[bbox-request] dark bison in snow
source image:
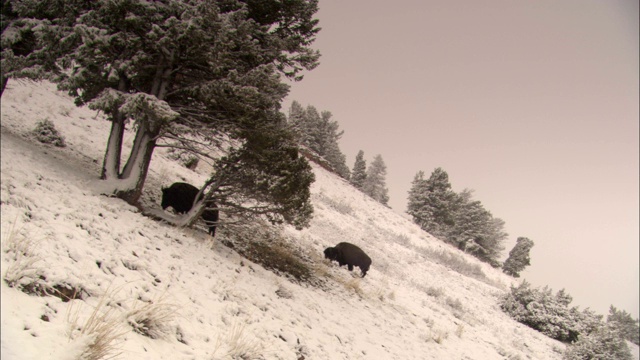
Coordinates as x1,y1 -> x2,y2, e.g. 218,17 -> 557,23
324,242 -> 372,277
161,182 -> 219,236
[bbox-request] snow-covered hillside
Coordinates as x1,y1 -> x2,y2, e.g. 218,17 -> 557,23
0,80 -> 631,360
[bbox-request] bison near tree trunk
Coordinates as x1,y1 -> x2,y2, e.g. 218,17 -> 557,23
324,242 -> 372,278
161,182 -> 219,237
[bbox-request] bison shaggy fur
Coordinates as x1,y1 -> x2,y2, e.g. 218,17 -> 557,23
324,242 -> 372,277
161,182 -> 219,237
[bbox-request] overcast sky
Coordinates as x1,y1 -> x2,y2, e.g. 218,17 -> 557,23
283,0 -> 639,318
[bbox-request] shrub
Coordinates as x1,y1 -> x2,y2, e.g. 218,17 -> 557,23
33,119 -> 66,147
563,324 -> 632,360
446,296 -> 465,319
500,281 -> 604,343
425,286 -> 445,298
220,224 -> 314,283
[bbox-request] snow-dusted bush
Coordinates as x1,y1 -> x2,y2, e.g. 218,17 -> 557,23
221,224 -> 314,283
33,118 -> 66,147
445,296 -> 466,319
563,324 -> 632,360
500,281 -> 605,343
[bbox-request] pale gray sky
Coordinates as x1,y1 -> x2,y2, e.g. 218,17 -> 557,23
284,0 -> 639,318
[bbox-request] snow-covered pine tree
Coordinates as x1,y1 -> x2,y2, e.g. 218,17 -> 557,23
317,110 -> 350,179
450,191 -> 507,266
406,167 -> 457,238
350,150 -> 367,190
287,101 -> 308,142
407,171 -> 429,226
607,306 -> 640,345
287,102 -> 350,179
503,237 -> 535,277
362,154 -> 389,206
6,0 -> 321,229
298,105 -> 323,151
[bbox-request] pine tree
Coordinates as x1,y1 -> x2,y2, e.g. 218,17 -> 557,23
287,100 -> 307,139
407,168 -> 506,264
5,0 -> 321,229
362,154 -> 389,206
287,102 -> 350,179
406,167 -> 457,238
317,110 -> 350,179
350,150 -> 367,190
607,306 -> 640,345
503,237 -> 535,277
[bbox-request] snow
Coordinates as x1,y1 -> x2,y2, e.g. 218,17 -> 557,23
1,80 -> 637,359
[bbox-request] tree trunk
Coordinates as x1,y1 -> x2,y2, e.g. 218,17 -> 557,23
115,125 -> 158,205
0,76 -> 8,97
101,113 -> 125,180
101,76 -> 129,180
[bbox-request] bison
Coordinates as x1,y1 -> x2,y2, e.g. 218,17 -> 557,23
161,182 -> 219,237
324,242 -> 372,278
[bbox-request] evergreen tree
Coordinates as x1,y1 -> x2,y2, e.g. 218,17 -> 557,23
407,171 -> 428,226
407,168 -> 507,264
406,167 -> 457,238
503,237 -> 535,277
4,0 -> 321,229
447,189 -> 507,265
350,150 -> 367,190
299,105 -> 323,151
607,306 -> 640,345
287,100 -> 306,137
287,102 -> 350,179
317,110 -> 350,179
362,154 -> 389,205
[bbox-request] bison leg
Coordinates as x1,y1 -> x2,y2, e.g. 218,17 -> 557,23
348,264 -> 353,271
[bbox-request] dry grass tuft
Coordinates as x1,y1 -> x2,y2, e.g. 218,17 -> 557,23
67,286 -> 129,360
341,277 -> 364,297
2,219 -> 45,291
214,322 -> 264,359
126,292 -> 180,339
428,328 -> 449,344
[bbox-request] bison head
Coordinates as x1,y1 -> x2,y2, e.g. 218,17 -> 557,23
160,187 -> 170,209
324,247 -> 337,261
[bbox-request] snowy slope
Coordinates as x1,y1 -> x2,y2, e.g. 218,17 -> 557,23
0,80 -> 629,360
